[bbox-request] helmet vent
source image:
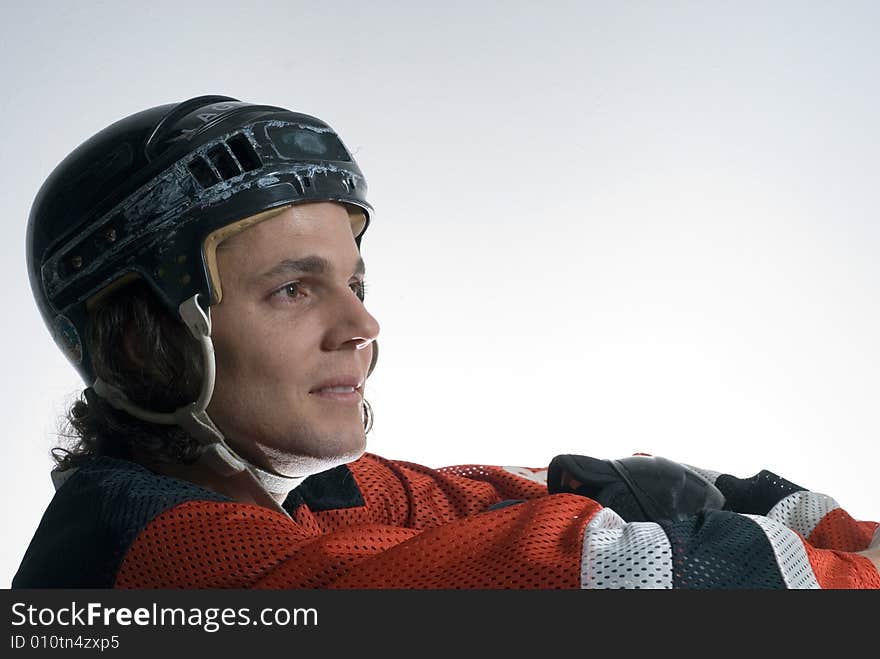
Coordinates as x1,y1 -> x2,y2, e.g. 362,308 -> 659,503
187,136 -> 263,190
226,133 -> 261,172
301,175 -> 312,188
207,144 -> 241,180
187,157 -> 220,188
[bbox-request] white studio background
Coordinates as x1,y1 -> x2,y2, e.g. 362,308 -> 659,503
2,1 -> 878,585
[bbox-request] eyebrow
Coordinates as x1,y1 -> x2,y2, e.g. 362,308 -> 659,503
253,254 -> 366,285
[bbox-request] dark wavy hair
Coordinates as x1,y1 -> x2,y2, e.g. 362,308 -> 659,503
52,279 -> 374,471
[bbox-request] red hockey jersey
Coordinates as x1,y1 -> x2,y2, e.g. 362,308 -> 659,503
14,453 -> 879,589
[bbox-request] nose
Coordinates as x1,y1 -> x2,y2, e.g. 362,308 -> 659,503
322,283 -> 380,352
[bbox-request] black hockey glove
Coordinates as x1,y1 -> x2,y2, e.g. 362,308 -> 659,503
547,454 -> 725,523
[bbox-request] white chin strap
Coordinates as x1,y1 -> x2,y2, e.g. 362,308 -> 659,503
91,294 -> 305,500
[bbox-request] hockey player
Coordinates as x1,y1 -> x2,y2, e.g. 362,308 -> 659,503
15,95 -> 880,588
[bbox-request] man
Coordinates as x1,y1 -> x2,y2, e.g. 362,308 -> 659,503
15,95 -> 880,588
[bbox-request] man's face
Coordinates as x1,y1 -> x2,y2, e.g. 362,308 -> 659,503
206,202 -> 380,477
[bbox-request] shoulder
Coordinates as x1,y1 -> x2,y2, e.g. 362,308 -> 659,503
13,456 -> 230,588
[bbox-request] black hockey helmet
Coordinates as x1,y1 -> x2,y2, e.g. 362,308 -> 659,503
27,95 -> 374,385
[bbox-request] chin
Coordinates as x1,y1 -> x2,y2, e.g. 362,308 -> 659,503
303,426 -> 367,466
331,431 -> 368,463
300,443 -> 366,476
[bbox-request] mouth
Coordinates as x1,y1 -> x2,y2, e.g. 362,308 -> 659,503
309,378 -> 364,404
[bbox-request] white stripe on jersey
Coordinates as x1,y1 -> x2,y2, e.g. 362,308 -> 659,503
580,508 -> 673,589
745,514 -> 820,589
766,490 -> 840,540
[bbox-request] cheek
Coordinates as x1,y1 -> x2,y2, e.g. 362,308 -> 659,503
209,332 -> 305,430
211,309 -> 311,387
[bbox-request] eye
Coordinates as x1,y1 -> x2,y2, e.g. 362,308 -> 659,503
274,281 -> 305,301
350,280 -> 367,302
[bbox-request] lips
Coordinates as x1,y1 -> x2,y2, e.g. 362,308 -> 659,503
309,375 -> 364,394
309,375 -> 364,405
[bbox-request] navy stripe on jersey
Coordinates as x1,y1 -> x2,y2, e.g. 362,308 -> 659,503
13,457 -> 228,588
660,509 -> 787,589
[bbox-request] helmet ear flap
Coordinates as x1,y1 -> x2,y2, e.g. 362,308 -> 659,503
367,340 -> 379,378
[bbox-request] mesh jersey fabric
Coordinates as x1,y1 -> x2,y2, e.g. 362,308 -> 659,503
13,452 -> 880,589
12,457 -> 229,588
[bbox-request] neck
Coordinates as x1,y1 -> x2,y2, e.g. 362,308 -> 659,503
246,459 -> 309,503
133,443 -> 303,515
